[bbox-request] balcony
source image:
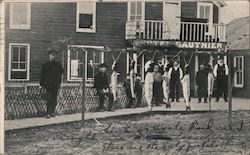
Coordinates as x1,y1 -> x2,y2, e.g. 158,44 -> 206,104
125,20 -> 226,42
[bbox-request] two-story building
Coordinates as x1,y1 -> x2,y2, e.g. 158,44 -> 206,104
3,0 -> 230,119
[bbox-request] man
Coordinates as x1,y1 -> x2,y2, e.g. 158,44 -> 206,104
213,57 -> 229,102
94,63 -> 114,111
123,74 -> 133,108
153,64 -> 163,106
40,50 -> 63,118
196,64 -> 208,103
168,60 -> 183,102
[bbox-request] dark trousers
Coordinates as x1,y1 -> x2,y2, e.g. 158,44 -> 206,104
216,78 -> 228,101
153,81 -> 163,105
125,89 -> 134,107
135,89 -> 142,106
46,87 -> 59,115
97,89 -> 113,110
170,80 -> 180,101
198,85 -> 208,102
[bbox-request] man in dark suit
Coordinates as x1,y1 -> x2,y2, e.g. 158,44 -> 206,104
94,63 -> 114,111
40,50 -> 64,118
196,64 -> 208,103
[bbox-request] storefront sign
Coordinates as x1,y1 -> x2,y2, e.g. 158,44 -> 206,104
134,40 -> 227,50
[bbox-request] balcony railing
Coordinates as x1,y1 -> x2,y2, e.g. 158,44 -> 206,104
125,20 -> 226,42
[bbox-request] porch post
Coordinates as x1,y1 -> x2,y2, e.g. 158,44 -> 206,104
194,50 -> 199,96
81,51 -> 86,129
0,0 -> 5,154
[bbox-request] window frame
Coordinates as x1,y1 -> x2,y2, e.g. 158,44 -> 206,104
197,2 -> 213,24
127,1 -> 145,21
76,2 -> 96,33
233,56 -> 244,88
9,3 -> 31,30
8,43 -> 30,81
67,45 -> 104,82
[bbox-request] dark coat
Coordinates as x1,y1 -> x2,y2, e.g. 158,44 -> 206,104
196,70 -> 208,87
94,72 -> 110,90
40,60 -> 63,89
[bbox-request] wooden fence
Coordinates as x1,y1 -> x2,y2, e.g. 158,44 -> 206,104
5,82 -> 147,120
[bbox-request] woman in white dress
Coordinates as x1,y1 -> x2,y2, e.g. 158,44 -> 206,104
181,64 -> 191,111
144,60 -> 154,111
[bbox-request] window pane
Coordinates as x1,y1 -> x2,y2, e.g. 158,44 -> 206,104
19,63 -> 26,70
11,71 -> 27,79
12,63 -> 18,69
205,6 -> 210,19
93,52 -> 102,63
131,2 -> 136,14
137,2 -> 142,15
12,46 -> 19,62
20,47 -> 27,62
11,3 -> 28,25
79,14 -> 93,29
200,6 -> 205,18
130,16 -> 136,21
239,58 -> 242,70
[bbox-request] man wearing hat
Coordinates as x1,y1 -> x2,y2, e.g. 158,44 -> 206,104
94,63 -> 114,111
196,64 -> 208,103
213,56 -> 229,102
40,50 -> 64,118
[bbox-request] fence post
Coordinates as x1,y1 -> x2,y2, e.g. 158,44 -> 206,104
81,51 -> 86,129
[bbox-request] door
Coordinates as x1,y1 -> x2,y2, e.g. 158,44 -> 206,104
163,0 -> 181,40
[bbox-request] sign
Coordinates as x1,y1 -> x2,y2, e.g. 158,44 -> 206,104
134,40 -> 227,50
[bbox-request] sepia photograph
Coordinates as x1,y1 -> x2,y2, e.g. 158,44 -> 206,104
0,0 -> 249,154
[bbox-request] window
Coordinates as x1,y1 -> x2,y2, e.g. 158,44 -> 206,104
197,3 -> 213,23
128,1 -> 145,30
67,45 -> 104,81
76,2 -> 96,33
234,56 -> 244,88
8,43 -> 30,81
10,3 -> 31,30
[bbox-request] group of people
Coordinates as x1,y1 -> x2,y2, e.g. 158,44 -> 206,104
40,50 -> 229,118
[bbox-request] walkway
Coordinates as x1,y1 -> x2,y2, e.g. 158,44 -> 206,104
5,98 -> 250,130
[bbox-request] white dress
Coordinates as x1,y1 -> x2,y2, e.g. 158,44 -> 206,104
181,74 -> 190,106
144,72 -> 154,110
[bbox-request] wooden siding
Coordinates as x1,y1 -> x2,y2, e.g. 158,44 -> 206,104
5,2 -> 128,82
145,2 -> 163,20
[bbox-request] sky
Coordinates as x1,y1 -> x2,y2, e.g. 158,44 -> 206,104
221,0 -> 250,24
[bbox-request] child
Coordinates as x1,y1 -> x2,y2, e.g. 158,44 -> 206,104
123,74 -> 133,108
135,74 -> 142,107
181,64 -> 191,111
162,62 -> 170,109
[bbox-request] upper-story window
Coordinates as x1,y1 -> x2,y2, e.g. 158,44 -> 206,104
234,56 -> 244,88
67,45 -> 104,82
197,2 -> 213,23
10,3 -> 31,30
76,2 -> 96,33
8,43 -> 30,81
128,2 -> 145,21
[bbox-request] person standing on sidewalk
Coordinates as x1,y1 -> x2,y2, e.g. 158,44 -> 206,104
135,74 -> 142,107
94,63 -> 114,111
213,57 -> 229,102
153,64 -> 163,106
40,50 -> 63,118
196,64 -> 208,103
168,60 -> 183,102
123,74 -> 133,108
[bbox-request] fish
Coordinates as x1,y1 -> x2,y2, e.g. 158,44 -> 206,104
207,72 -> 214,101
111,61 -> 119,101
181,65 -> 190,107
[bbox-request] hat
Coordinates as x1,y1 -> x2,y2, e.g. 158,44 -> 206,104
99,63 -> 107,68
48,50 -> 58,55
218,55 -> 224,60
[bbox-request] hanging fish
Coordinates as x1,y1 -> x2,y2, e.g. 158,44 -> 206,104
162,61 -> 170,108
144,61 -> 154,111
111,61 -> 119,102
207,65 -> 214,102
181,64 -> 191,111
